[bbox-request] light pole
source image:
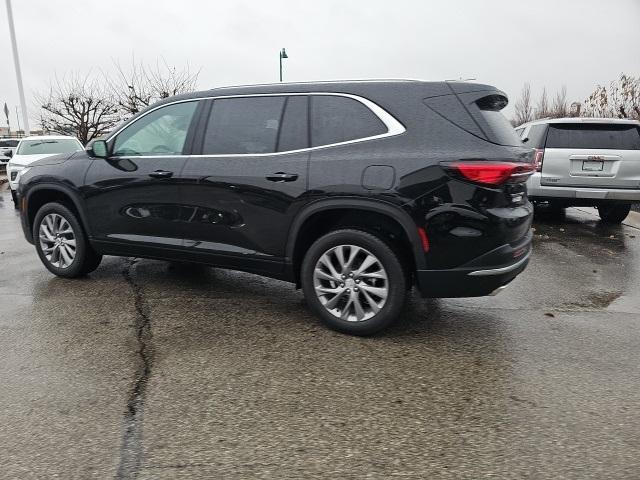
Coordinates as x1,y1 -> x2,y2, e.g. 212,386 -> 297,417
5,0 -> 30,135
279,48 -> 288,82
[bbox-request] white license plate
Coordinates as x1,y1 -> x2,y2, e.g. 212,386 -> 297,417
582,160 -> 604,171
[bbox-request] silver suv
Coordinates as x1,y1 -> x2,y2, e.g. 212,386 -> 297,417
516,118 -> 640,223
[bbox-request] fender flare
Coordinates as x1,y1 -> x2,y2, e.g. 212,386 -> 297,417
285,197 -> 426,270
25,183 -> 92,238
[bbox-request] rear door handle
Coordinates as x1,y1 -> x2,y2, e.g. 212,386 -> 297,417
149,170 -> 174,179
266,172 -> 298,182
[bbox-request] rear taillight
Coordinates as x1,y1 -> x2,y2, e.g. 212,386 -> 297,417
442,161 -> 535,187
533,149 -> 545,172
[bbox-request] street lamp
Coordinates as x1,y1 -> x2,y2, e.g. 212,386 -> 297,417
279,48 -> 288,82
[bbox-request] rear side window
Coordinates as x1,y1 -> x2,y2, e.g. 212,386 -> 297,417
310,95 -> 386,147
203,97 -> 286,155
526,124 -> 548,148
475,95 -> 523,147
546,124 -> 640,150
277,96 -> 309,152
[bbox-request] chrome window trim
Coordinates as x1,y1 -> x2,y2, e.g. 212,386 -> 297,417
105,92 -> 406,159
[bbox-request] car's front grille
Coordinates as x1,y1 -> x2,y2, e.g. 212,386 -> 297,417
10,171 -> 17,181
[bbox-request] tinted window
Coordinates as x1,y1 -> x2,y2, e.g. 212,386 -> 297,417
476,95 -> 523,146
0,140 -> 19,147
113,101 -> 198,156
546,124 -> 640,150
526,124 -> 548,148
277,96 -> 308,152
203,97 -> 286,155
16,138 -> 82,155
310,96 -> 386,147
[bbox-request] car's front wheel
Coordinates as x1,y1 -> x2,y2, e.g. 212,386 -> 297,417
597,203 -> 631,224
33,202 -> 102,277
301,229 -> 407,335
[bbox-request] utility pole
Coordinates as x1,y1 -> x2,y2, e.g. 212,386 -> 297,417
15,106 -> 21,136
5,0 -> 30,135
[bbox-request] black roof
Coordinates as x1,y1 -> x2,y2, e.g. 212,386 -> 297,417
156,79 -> 500,104
122,80 -> 505,128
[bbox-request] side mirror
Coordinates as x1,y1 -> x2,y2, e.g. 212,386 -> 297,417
89,139 -> 109,158
6,150 -> 13,158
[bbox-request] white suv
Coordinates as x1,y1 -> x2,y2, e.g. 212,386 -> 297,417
6,135 -> 84,207
516,118 -> 640,223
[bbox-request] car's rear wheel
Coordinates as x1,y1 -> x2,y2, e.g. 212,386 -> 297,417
301,229 -> 407,335
33,202 -> 102,277
597,203 -> 631,224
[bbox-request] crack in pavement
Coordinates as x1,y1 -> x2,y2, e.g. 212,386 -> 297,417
116,258 -> 154,480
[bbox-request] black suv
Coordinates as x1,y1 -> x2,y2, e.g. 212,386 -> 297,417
18,80 -> 534,335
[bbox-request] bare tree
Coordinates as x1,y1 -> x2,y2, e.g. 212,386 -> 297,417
535,87 -> 550,119
38,73 -> 120,144
550,85 -> 568,118
513,83 -> 534,126
108,59 -> 200,119
583,73 -> 640,120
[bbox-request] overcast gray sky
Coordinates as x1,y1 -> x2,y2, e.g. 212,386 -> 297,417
1,0 -> 639,127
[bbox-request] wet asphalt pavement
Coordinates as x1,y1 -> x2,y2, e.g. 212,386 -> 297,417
1,188 -> 639,480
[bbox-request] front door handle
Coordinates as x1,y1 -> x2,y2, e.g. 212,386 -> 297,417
266,172 -> 298,182
149,170 -> 174,179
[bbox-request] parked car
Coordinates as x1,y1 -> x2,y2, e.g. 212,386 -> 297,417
6,135 -> 84,207
515,118 -> 640,223
17,80 -> 534,335
0,138 -> 20,160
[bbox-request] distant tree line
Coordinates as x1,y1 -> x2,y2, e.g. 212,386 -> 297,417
512,73 -> 640,126
37,60 -> 200,144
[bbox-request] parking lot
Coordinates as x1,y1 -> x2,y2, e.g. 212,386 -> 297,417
1,186 -> 639,479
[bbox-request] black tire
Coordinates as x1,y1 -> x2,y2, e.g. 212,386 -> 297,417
301,229 -> 407,336
597,203 -> 631,224
33,202 -> 102,278
11,189 -> 19,209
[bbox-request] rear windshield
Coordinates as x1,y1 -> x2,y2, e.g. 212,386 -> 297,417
546,124 -> 640,150
0,140 -> 19,147
476,95 -> 523,147
16,138 -> 82,155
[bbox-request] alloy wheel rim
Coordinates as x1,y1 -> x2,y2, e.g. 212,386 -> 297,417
313,244 -> 388,322
38,213 -> 77,269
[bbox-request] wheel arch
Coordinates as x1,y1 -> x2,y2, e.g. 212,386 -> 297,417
25,184 -> 91,242
286,198 -> 426,284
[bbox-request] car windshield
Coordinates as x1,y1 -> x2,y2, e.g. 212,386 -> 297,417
16,138 -> 82,155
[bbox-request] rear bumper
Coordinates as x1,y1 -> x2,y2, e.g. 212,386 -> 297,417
415,230 -> 532,298
527,172 -> 640,201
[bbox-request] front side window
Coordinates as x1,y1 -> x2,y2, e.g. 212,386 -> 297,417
310,96 -> 387,147
203,97 -> 286,155
113,101 -> 198,156
16,138 -> 82,155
